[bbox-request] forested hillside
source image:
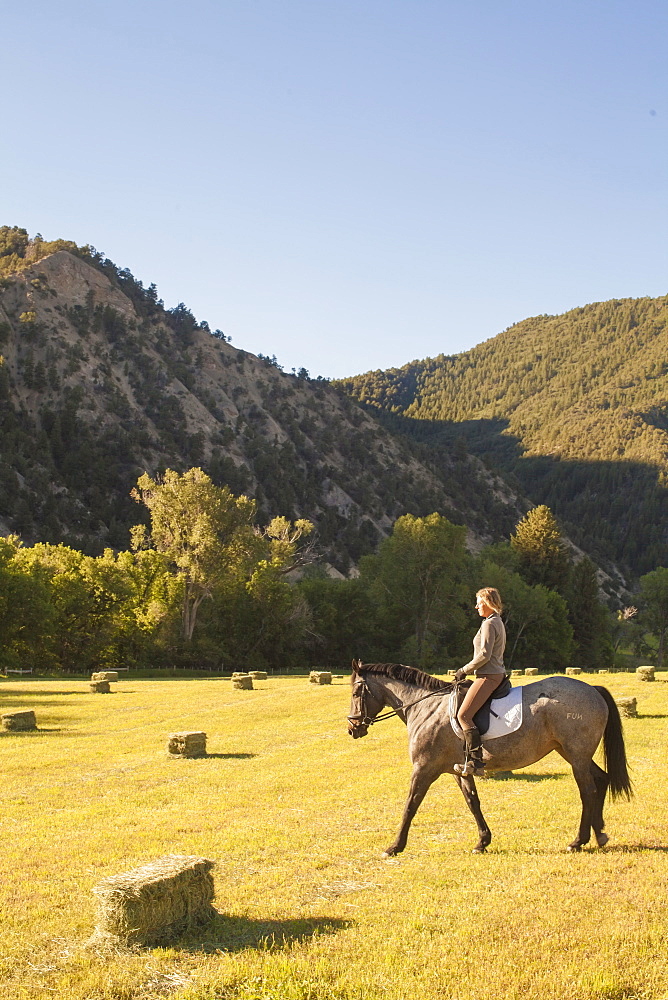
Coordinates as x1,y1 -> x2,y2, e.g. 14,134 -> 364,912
337,295 -> 668,579
0,227 -> 524,572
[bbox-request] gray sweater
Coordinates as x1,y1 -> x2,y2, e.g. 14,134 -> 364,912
463,613 -> 506,676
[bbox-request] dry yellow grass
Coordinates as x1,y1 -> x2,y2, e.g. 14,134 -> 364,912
0,671 -> 667,1000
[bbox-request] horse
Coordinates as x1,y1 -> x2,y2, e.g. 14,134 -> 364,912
347,660 -> 632,855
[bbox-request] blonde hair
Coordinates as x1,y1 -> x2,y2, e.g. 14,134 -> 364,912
477,587 -> 503,615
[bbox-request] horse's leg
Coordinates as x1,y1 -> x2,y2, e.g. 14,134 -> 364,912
454,774 -> 492,854
383,764 -> 439,857
590,761 -> 610,847
567,761 -> 599,851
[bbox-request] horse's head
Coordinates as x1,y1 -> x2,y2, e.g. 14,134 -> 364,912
347,659 -> 385,738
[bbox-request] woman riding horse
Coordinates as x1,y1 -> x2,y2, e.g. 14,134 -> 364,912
454,587 -> 506,777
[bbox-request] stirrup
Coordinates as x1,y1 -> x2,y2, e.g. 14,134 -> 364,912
454,754 -> 485,778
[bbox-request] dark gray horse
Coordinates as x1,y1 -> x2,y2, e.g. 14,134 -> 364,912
347,660 -> 632,854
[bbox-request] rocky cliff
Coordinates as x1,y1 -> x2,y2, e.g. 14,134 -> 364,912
0,249 -> 525,570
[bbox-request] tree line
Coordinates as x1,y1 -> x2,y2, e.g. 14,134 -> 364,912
1,469 -> 666,675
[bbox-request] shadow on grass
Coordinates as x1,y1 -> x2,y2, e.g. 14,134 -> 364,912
177,913 -> 351,953
0,727 -> 64,737
0,692 -> 143,707
204,753 -> 256,760
487,771 -> 568,782
603,843 -> 668,854
636,713 -> 668,719
0,689 -> 90,697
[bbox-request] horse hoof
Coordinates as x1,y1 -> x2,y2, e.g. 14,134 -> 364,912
567,844 -> 582,852
472,846 -> 486,854
596,833 -> 609,848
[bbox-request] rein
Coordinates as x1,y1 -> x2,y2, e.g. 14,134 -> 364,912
348,677 -> 450,729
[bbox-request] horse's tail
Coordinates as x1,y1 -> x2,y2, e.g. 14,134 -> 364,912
595,686 -> 633,801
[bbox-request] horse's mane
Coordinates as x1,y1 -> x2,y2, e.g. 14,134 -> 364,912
356,662 -> 452,692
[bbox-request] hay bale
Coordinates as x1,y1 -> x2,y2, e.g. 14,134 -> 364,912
598,669 -> 609,674
231,671 -> 250,679
91,671 -> 119,683
309,671 -> 332,685
89,679 -> 111,693
1,710 -> 37,732
248,671 -> 267,680
565,667 -> 582,675
90,854 -> 216,947
511,669 -> 524,677
167,731 -> 207,758
616,697 -> 637,719
636,666 -> 655,682
232,675 -> 253,690
525,668 -> 538,676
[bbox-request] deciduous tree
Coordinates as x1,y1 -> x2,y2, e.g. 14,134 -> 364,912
638,567 -> 668,668
131,468 -> 258,643
360,513 -> 470,668
479,561 -> 574,671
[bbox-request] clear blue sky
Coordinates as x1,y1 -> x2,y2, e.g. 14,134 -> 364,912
4,1 -> 667,378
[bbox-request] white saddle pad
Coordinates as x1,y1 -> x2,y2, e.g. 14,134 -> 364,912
482,686 -> 523,740
450,686 -> 523,742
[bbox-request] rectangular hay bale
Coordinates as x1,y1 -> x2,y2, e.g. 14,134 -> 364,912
168,731 -> 207,758
89,680 -> 111,693
565,667 -> 582,675
233,676 -> 253,690
524,668 -> 538,675
1,709 -> 37,732
616,697 -> 637,718
309,671 -> 332,685
91,671 -> 119,682
248,671 -> 267,680
91,854 -> 216,947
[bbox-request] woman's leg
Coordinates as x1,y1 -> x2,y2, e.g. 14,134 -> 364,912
457,674 -> 504,730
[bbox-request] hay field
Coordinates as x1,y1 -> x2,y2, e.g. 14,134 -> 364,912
1,671 -> 667,1000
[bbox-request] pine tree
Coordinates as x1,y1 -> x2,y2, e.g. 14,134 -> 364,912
510,505 -> 571,593
567,557 -> 612,668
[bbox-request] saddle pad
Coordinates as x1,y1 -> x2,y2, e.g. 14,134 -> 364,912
481,685 -> 523,740
450,686 -> 523,742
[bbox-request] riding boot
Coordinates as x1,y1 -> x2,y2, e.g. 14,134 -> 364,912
454,727 -> 485,777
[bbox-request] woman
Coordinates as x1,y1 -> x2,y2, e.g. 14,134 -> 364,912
453,587 -> 507,777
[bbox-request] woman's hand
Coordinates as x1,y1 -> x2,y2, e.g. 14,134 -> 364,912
454,668 -> 468,682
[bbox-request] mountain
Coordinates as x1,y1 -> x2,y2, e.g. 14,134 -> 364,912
0,229 -> 526,572
336,295 -> 668,579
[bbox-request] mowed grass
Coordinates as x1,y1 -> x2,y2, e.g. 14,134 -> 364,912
1,671 -> 667,1000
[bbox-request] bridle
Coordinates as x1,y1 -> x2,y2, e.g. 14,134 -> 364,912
347,676 -> 396,729
347,674 -> 450,732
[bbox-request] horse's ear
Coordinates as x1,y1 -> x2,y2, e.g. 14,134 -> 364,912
351,658 -> 362,673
